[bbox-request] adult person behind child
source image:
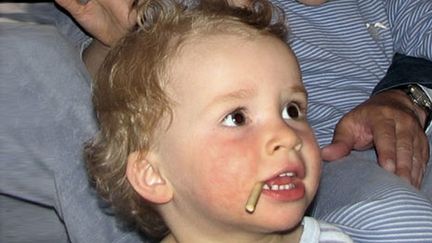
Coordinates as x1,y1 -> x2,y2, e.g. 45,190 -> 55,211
1,0 -> 432,242
54,0 -> 432,240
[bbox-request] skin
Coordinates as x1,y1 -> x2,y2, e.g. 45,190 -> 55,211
322,89 -> 429,187
296,0 -> 328,6
146,34 -> 321,242
54,0 -> 136,46
56,0 -> 428,188
54,0 -> 136,77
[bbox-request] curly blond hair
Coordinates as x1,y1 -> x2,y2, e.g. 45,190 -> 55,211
86,0 -> 287,240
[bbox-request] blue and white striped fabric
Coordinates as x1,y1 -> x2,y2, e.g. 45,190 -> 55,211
273,0 -> 432,146
271,1 -> 432,242
4,2 -> 431,243
324,187 -> 432,242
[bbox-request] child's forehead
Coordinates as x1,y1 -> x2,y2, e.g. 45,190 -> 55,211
168,32 -> 294,75
165,33 -> 302,100
170,31 -> 274,63
174,27 -> 261,50
167,33 -> 275,81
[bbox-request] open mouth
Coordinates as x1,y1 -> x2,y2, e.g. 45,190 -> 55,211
263,171 -> 297,191
261,170 -> 305,202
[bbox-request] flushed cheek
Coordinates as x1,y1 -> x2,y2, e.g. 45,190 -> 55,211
196,133 -> 261,210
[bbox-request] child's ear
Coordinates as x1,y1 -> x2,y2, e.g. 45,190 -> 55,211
126,151 -> 173,204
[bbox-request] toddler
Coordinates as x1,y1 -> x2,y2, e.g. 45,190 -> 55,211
86,0 -> 352,242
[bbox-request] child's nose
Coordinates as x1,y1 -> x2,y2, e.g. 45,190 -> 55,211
265,122 -> 303,155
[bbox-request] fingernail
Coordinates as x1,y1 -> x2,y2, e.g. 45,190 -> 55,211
383,160 -> 396,172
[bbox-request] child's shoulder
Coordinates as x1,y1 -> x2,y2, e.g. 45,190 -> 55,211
299,216 -> 353,243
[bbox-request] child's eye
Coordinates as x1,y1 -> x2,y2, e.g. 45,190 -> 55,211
222,109 -> 246,127
282,102 -> 302,120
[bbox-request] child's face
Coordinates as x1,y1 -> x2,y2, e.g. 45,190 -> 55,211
153,34 -> 321,236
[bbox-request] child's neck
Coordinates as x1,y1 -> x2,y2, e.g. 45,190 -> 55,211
160,225 -> 303,243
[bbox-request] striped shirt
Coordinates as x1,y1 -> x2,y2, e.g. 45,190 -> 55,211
5,2 -> 432,243
273,2 -> 432,243
273,0 -> 432,146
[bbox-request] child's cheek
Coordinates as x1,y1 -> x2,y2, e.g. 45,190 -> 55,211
198,130 -> 260,208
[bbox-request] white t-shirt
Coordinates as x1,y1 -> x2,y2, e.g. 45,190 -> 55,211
300,217 -> 353,243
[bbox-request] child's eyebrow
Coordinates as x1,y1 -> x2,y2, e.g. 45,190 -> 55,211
288,85 -> 308,99
208,88 -> 257,107
207,84 -> 308,108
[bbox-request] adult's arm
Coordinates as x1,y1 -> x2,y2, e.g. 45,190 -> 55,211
0,3 -> 150,241
372,53 -> 432,91
0,20 -> 148,242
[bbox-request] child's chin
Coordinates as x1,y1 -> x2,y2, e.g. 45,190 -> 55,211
249,215 -> 304,233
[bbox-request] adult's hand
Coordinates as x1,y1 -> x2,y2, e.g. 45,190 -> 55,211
55,0 -> 136,47
321,89 -> 429,188
55,0 -> 137,77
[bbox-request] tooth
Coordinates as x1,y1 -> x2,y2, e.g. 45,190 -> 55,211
264,183 -> 297,191
280,184 -> 296,190
278,172 -> 296,177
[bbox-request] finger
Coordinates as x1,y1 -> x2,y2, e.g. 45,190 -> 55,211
411,131 -> 429,187
421,136 -> 430,186
55,0 -> 85,14
394,128 -> 414,185
411,145 -> 421,188
321,141 -> 351,162
411,156 -> 423,188
321,122 -> 356,161
373,121 -> 396,173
